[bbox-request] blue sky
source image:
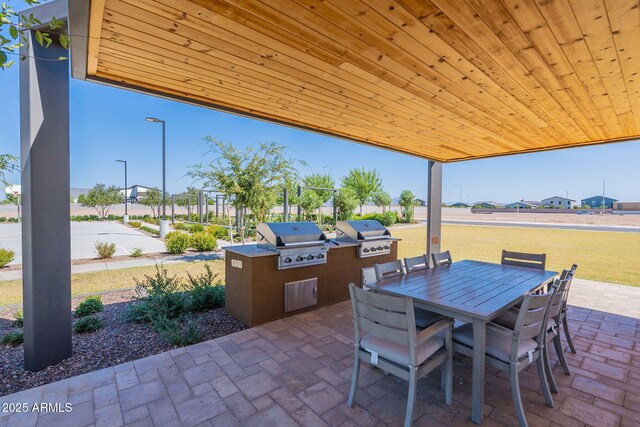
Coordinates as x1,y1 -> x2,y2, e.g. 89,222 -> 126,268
1,45 -> 639,204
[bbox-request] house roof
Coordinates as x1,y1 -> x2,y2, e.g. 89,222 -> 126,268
70,0 -> 640,163
542,196 -> 576,202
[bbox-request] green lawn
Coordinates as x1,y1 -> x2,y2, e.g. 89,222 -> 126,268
0,261 -> 225,307
392,225 -> 640,287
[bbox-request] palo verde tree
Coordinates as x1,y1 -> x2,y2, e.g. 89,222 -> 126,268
342,168 -> 383,214
1,1 -> 70,69
81,183 -> 122,220
140,187 -> 162,218
189,138 -> 304,228
372,190 -> 392,213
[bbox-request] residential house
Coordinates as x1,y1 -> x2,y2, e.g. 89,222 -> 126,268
541,196 -> 576,208
505,200 -> 541,209
449,202 -> 469,208
581,196 -> 618,209
473,201 -> 505,209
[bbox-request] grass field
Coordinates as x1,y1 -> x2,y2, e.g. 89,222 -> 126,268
392,225 -> 640,287
1,224 -> 638,307
0,261 -> 225,307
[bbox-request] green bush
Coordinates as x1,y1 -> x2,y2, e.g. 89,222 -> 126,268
127,265 -> 189,322
188,223 -> 205,233
165,231 -> 190,254
152,314 -> 203,347
130,247 -> 144,258
140,225 -> 160,235
190,232 -> 217,252
0,217 -> 6,222
2,331 -> 23,346
75,296 -> 104,317
74,316 -> 102,333
0,248 -> 15,267
357,212 -> 398,227
186,263 -> 225,311
172,222 -> 186,230
95,242 -> 116,259
129,221 -> 142,228
12,310 -> 23,328
207,225 -> 229,240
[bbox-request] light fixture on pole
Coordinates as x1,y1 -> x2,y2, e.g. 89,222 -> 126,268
115,160 -> 128,220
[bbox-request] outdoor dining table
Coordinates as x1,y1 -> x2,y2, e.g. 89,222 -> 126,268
373,259 -> 558,424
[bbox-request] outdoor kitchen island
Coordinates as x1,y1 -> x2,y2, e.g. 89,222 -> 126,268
223,221 -> 398,327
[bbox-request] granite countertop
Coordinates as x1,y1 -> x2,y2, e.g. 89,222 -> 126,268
222,240 -> 361,257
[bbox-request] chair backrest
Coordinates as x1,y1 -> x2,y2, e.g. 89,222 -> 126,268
512,286 -> 556,346
560,264 -> 578,312
361,267 -> 377,289
404,255 -> 429,273
547,276 -> 572,321
501,250 -> 546,270
374,260 -> 405,281
432,251 -> 452,267
349,283 -> 417,364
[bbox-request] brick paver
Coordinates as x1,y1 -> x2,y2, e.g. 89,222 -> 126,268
0,279 -> 638,426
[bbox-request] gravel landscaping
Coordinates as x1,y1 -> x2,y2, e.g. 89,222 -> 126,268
0,290 -> 245,397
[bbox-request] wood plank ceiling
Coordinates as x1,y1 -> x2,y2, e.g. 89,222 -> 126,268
86,0 -> 640,162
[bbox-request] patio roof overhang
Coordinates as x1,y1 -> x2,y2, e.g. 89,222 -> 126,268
69,0 -> 640,162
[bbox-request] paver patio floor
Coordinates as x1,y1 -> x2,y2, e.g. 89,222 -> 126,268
1,279 -> 639,426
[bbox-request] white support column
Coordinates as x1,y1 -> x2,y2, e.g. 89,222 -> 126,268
426,161 -> 443,267
19,0 -> 71,371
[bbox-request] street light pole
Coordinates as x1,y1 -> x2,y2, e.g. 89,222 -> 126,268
602,178 -> 606,215
453,184 -> 462,206
146,117 -> 168,236
115,160 -> 128,220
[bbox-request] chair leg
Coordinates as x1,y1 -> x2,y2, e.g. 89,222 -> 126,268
536,352 -> 554,408
543,340 -> 558,394
444,327 -> 453,405
562,316 -> 577,354
348,350 -> 361,407
404,366 -> 417,427
553,334 -> 572,375
509,364 -> 528,427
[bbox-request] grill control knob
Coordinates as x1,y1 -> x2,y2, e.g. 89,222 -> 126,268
377,246 -> 384,251
283,257 -> 292,263
296,256 -> 304,262
362,248 -> 370,253
383,245 -> 390,250
306,255 -> 315,261
316,253 -> 325,259
370,247 -> 377,252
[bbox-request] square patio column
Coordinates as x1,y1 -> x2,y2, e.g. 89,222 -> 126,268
426,161 -> 442,266
20,8 -> 72,370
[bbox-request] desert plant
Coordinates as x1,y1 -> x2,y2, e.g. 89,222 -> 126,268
82,183 -> 122,220
172,222 -> 186,230
334,187 -> 358,220
74,316 -> 102,334
2,331 -> 23,346
342,168 -> 382,214
128,265 -> 189,322
186,264 -> 225,311
95,242 -> 116,259
399,190 -> 416,223
0,247 -> 15,267
75,296 -> 104,317
190,232 -> 217,252
188,223 -> 205,233
129,221 -> 142,228
165,232 -> 190,254
206,225 -> 229,240
372,190 -> 392,213
130,247 -> 144,258
152,314 -> 203,347
140,225 -> 160,235
12,310 -> 23,328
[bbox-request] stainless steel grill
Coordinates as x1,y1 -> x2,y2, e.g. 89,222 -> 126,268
256,222 -> 329,270
334,220 -> 394,258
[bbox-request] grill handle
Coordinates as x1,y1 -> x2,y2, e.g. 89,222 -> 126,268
313,286 -> 317,298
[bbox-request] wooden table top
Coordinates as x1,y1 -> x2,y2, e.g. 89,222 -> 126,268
374,260 -> 558,321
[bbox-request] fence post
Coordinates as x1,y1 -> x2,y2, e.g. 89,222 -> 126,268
283,188 -> 289,222
204,195 -> 209,224
297,185 -> 302,220
171,195 -> 175,224
198,191 -> 203,224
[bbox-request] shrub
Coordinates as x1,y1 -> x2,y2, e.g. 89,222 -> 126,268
188,223 -> 205,234
172,222 -> 186,230
95,242 -> 116,259
12,310 -> 23,328
74,316 -> 102,334
0,217 -> 6,222
152,314 -> 203,347
0,248 -> 15,267
127,265 -> 189,322
75,296 -> 104,317
207,225 -> 229,240
2,331 -> 23,346
130,247 -> 144,258
190,232 -> 217,252
186,264 -> 225,311
357,212 -> 398,227
129,221 -> 142,228
165,231 -> 190,254
140,225 -> 159,235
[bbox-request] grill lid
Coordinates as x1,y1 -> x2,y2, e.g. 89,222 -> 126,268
335,220 -> 391,242
256,222 -> 327,248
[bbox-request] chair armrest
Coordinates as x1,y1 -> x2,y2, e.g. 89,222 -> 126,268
416,318 -> 453,344
487,322 -> 516,339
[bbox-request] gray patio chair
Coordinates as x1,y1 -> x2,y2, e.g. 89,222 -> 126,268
348,283 -> 453,427
361,267 -> 377,291
501,250 -> 546,270
560,264 -> 578,353
374,260 -> 445,329
404,254 -> 430,273
452,286 -> 557,427
431,251 -> 452,267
